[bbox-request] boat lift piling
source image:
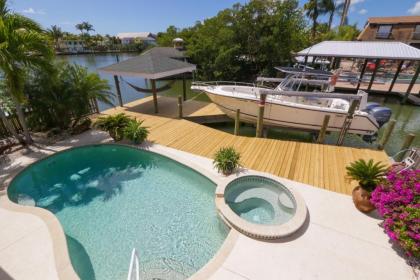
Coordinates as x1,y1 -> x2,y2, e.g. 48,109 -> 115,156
256,94 -> 266,138
177,95 -> 183,119
234,109 -> 240,136
378,119 -> 396,150
317,115 -> 331,144
395,133 -> 416,161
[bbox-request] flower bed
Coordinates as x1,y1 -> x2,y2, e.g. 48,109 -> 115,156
371,169 -> 420,258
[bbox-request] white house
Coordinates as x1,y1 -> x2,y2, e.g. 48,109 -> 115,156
116,32 -> 157,45
58,40 -> 85,53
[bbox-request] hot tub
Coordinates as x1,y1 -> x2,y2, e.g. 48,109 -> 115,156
216,175 -> 307,239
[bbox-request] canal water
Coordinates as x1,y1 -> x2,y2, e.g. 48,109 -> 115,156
59,53 -> 420,157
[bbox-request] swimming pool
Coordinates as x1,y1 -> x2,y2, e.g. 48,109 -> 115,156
8,145 -> 228,280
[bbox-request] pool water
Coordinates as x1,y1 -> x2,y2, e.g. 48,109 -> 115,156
8,145 -> 228,280
225,176 -> 296,225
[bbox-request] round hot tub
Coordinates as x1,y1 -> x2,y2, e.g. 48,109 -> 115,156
216,175 -> 307,239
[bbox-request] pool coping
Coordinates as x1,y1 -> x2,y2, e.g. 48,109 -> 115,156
215,175 -> 308,240
1,140 -> 242,280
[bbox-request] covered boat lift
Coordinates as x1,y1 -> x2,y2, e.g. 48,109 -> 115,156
296,41 -> 420,104
100,47 -> 196,113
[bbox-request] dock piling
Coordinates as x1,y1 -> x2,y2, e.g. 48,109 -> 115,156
256,95 -> 266,138
317,115 -> 330,144
178,95 -> 183,119
378,119 -> 396,150
395,133 -> 416,161
234,109 -> 240,136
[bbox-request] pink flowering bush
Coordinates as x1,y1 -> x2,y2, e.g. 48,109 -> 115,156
370,168 -> 420,258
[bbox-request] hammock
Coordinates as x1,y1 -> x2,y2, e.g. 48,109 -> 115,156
121,77 -> 176,94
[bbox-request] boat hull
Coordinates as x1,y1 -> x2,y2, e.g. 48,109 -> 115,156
205,93 -> 378,136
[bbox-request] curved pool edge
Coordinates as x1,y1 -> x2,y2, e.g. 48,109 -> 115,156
215,174 -> 308,240
1,142 -> 238,280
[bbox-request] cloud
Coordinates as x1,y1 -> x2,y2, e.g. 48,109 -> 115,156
22,8 -> 45,15
358,9 -> 368,15
408,1 -> 420,15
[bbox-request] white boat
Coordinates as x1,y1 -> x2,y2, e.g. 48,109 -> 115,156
191,74 -> 392,138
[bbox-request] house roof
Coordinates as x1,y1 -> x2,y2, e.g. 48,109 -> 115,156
99,47 -> 196,79
367,16 -> 420,25
296,41 -> 420,60
116,32 -> 156,39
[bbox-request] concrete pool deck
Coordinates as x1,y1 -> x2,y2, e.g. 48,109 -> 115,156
0,130 -> 417,280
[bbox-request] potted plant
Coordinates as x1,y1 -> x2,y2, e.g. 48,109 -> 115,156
123,119 -> 149,144
213,147 -> 241,175
346,159 -> 387,212
93,113 -> 131,141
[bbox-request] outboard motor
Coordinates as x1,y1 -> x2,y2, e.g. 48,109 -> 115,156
369,106 -> 392,127
363,102 -> 380,112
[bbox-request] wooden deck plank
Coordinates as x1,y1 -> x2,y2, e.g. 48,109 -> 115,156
100,97 -> 390,196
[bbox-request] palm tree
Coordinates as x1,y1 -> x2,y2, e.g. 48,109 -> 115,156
82,22 -> 94,35
47,25 -> 63,50
340,0 -> 351,26
304,0 -> 321,39
320,0 -> 345,31
0,0 -> 53,144
75,23 -> 85,35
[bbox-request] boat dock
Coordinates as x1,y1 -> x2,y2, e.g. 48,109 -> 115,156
100,96 -> 389,195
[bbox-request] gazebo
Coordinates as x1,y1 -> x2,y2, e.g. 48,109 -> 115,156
100,47 -> 196,113
296,41 -> 420,103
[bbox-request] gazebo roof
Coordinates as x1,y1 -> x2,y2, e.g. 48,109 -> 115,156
99,47 -> 196,79
296,41 -> 420,60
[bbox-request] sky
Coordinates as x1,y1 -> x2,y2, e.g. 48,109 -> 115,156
7,0 -> 420,35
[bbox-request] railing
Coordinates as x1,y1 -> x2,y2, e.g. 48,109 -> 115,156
191,80 -> 272,89
0,98 -> 99,141
127,248 -> 140,280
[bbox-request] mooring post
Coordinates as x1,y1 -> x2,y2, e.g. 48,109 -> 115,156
317,115 -> 330,144
178,95 -> 183,119
151,79 -> 158,113
114,75 -> 123,107
395,133 -> 416,162
234,109 -> 240,136
256,94 -> 266,138
402,64 -> 420,104
378,119 -> 396,150
182,73 -> 187,101
337,100 -> 359,146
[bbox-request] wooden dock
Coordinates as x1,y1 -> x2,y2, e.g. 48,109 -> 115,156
100,96 -> 389,195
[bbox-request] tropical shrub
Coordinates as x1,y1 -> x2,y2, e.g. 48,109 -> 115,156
370,169 -> 420,258
123,120 -> 149,144
26,62 -> 113,131
213,147 -> 241,175
94,113 -> 131,141
346,159 -> 387,192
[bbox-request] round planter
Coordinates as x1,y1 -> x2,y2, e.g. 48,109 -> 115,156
352,186 -> 375,213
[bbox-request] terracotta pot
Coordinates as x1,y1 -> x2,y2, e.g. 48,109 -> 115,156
352,186 -> 375,213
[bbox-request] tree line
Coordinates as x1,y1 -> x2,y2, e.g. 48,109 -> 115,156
157,0 -> 359,81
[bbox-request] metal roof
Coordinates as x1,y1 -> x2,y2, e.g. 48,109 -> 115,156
296,41 -> 420,60
116,32 -> 156,39
99,47 -> 196,80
